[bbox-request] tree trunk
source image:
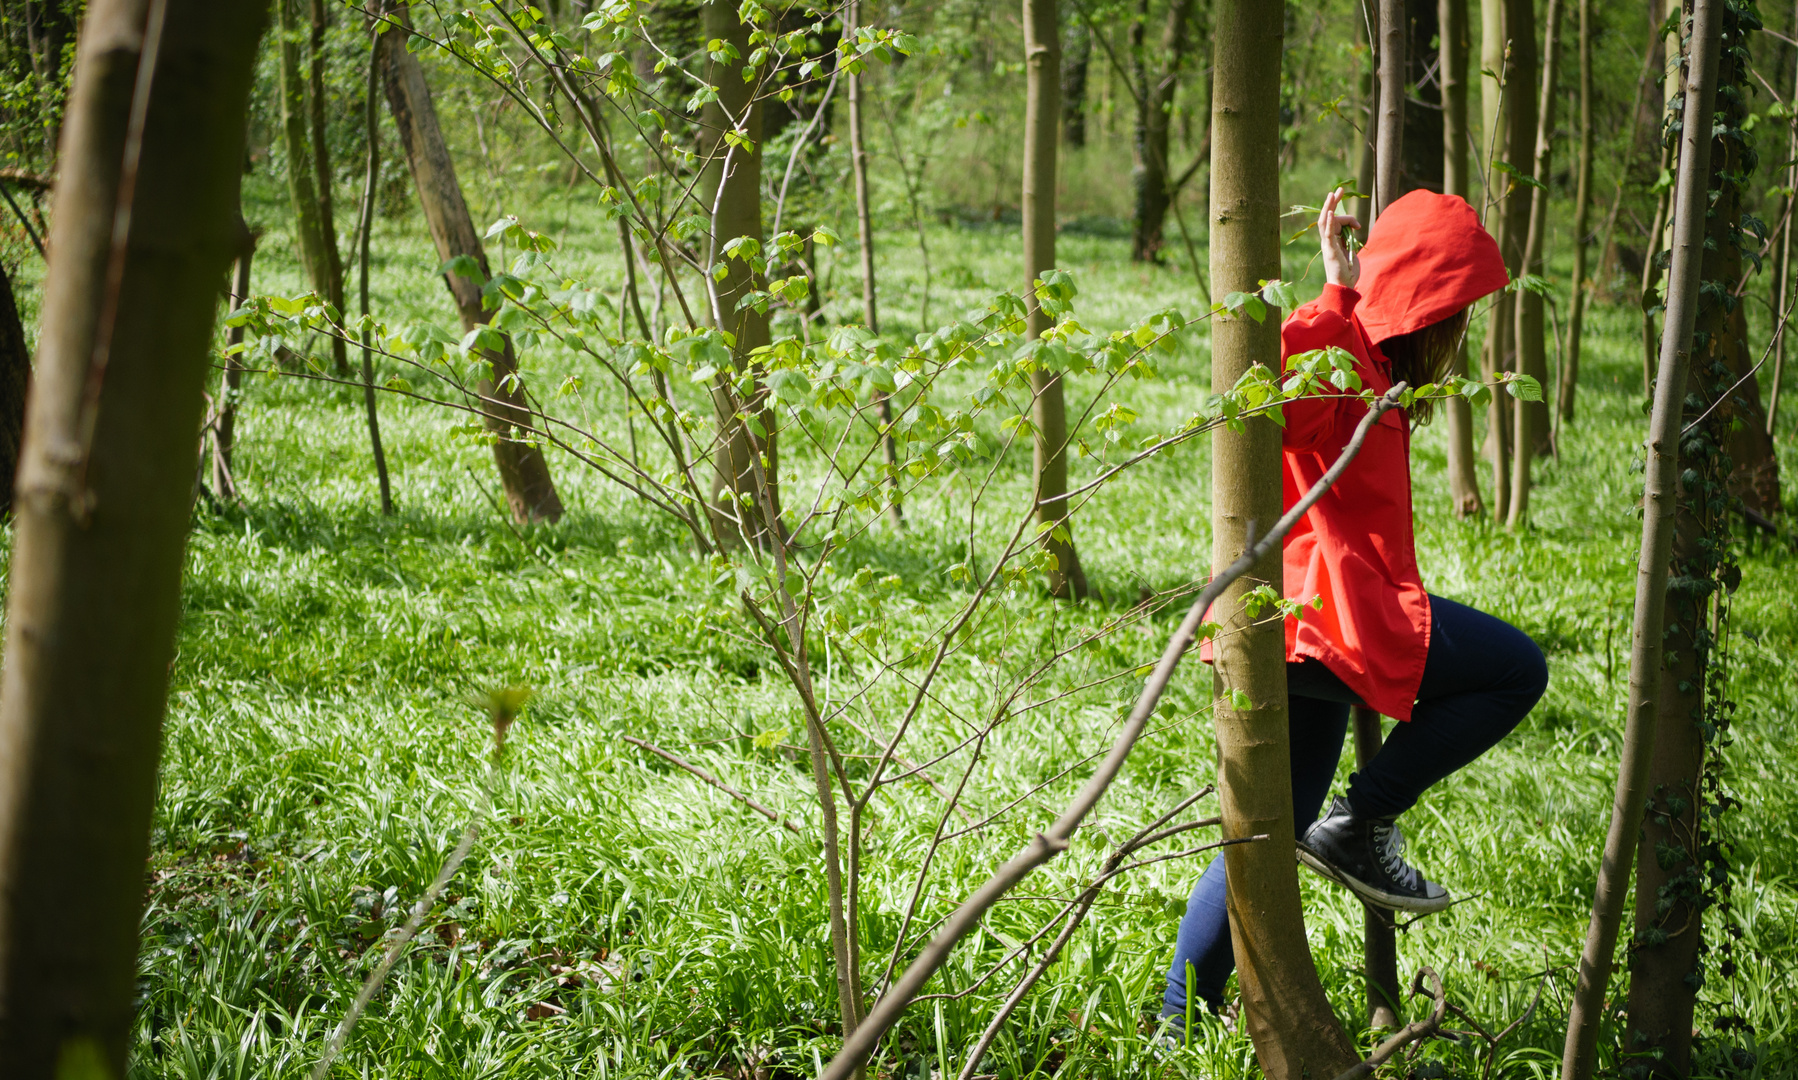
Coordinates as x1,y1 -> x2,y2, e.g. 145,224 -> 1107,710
1768,1 -> 1798,439
1627,7 -> 1757,1066
358,24 -> 393,515
1352,707 -> 1400,1029
1557,0 -> 1593,425
1025,0 -> 1087,600
1440,0 -> 1482,516
1399,0 -> 1444,194
1375,0 -> 1404,220
276,0 -> 331,321
377,5 -> 563,524
1354,0 -> 1377,231
307,0 -> 349,377
212,220 -> 256,502
1211,0 -> 1358,1073
1559,4 -> 1722,1076
699,0 -> 779,547
847,0 -> 902,531
1480,0 -> 1513,522
1131,0 -> 1196,262
0,259 -> 29,515
0,2 -> 268,1074
1506,0 -> 1562,528
1061,18 -> 1090,148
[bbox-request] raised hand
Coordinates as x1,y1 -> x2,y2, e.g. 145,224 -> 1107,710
1318,186 -> 1362,290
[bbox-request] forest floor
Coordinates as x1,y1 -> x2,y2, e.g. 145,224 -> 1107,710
117,174 -> 1798,1079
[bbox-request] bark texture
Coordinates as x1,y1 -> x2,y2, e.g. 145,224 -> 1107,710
1025,0 -> 1087,599
378,6 -> 563,524
0,2 -> 269,1074
1375,0 -> 1404,219
1061,18 -> 1090,148
1440,0 -> 1482,516
1211,0 -> 1357,1073
1559,2 -> 1722,1075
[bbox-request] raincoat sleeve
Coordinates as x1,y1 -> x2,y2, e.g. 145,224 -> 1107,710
1279,284 -> 1363,453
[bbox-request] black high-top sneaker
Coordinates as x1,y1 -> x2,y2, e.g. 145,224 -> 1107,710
1297,796 -> 1452,914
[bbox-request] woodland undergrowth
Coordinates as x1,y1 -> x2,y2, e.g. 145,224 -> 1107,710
107,166 -> 1798,1079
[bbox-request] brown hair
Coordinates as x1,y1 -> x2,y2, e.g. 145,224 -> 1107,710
1377,308 -> 1470,425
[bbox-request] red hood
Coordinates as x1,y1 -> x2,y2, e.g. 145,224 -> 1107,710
1355,190 -> 1509,345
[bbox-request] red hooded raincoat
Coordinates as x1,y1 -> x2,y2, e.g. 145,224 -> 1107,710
1275,191 -> 1507,720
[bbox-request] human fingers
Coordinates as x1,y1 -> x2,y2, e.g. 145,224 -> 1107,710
1335,214 -> 1363,232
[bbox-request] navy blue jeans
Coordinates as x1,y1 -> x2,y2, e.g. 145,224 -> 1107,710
1162,594 -> 1547,1017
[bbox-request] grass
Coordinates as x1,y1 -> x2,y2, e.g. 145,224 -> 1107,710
122,160 -> 1798,1080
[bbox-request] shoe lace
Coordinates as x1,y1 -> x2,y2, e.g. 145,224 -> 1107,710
1371,820 -> 1419,892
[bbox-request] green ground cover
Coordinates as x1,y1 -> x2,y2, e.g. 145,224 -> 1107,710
123,171 -> 1797,1079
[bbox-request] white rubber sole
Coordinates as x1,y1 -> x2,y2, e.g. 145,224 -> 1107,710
1296,845 -> 1453,914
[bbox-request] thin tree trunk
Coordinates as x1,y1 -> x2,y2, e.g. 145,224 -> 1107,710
1767,2 -> 1797,438
1061,18 -> 1090,148
377,5 -> 562,524
1354,0 -> 1377,232
1353,706 -> 1400,1029
1560,3 -> 1722,1076
1557,0 -> 1593,426
1131,0 -> 1196,262
1375,0 -> 1404,221
0,258 -> 29,515
307,0 -> 347,376
1212,0 -> 1358,1073
277,0 -> 330,316
699,0 -> 779,547
212,221 -> 255,502
1628,8 -> 1758,1063
1441,0 -> 1482,516
0,2 -> 269,1073
1024,0 -> 1087,600
1592,18 -> 1661,303
358,24 -> 392,515
846,0 -> 901,531
1480,0 -> 1513,522
1506,0 -> 1561,528
1359,0 -> 1407,1030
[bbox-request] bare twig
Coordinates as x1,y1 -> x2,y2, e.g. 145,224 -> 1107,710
821,385 -> 1409,1080
1329,966 -> 1448,1080
621,733 -> 801,835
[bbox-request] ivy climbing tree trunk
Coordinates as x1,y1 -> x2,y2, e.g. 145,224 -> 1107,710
1557,0 -> 1593,426
1560,2 -> 1722,1075
1440,0 -> 1482,516
1211,0 -> 1358,1072
1024,0 -> 1087,599
1627,3 -> 1756,1067
0,1 -> 269,1074
700,0 -> 779,547
378,4 -> 563,524
1506,0 -> 1561,528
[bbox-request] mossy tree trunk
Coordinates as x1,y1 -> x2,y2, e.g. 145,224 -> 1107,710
378,4 -> 563,524
1211,0 -> 1358,1072
0,1 -> 269,1073
1024,0 -> 1088,599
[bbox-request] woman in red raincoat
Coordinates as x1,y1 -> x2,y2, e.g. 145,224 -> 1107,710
1162,189 -> 1548,1025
